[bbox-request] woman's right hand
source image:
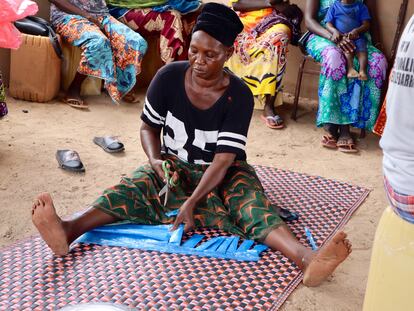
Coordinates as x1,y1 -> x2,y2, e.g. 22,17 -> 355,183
150,158 -> 179,185
337,36 -> 356,54
150,158 -> 167,182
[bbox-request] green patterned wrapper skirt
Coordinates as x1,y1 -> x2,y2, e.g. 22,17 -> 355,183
92,156 -> 284,242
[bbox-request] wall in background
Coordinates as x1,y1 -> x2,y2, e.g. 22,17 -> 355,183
1,0 -> 413,99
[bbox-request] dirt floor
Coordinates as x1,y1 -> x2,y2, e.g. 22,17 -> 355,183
0,91 -> 387,310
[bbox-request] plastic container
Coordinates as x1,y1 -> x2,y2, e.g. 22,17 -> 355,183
9,33 -> 61,102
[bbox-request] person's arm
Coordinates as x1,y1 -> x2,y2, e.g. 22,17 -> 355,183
49,0 -> 101,25
232,0 -> 272,12
304,0 -> 332,39
364,0 -> 382,48
326,22 -> 341,43
172,152 -> 236,232
49,0 -> 87,18
140,65 -> 169,180
348,20 -> 370,40
140,122 -> 165,181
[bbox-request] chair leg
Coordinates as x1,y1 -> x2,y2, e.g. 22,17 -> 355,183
291,56 -> 307,121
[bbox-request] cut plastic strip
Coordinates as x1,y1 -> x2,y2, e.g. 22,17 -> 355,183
75,224 -> 268,261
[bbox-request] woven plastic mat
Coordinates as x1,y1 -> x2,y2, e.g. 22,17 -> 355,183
0,165 -> 370,310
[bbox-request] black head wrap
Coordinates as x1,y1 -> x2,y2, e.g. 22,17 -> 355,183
192,2 -> 244,47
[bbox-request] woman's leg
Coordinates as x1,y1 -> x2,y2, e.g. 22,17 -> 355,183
357,51 -> 368,80
345,51 -> 359,78
337,124 -> 358,153
101,16 -> 147,102
56,15 -> 114,106
66,72 -> 87,105
264,226 -> 352,287
225,24 -> 289,128
0,71 -> 7,118
32,164 -> 171,255
32,193 -> 118,255
221,163 -> 352,286
307,34 -> 387,131
263,94 -> 284,128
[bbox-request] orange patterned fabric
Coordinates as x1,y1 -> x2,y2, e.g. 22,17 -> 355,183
373,99 -> 386,136
56,15 -> 147,103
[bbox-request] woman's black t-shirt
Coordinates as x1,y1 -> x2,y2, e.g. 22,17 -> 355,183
141,61 -> 254,164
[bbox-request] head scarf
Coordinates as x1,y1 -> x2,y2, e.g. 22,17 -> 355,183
192,2 -> 243,47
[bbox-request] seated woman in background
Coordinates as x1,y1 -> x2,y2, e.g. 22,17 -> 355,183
50,0 -> 148,108
304,0 -> 387,152
226,0 -> 302,130
107,0 -> 201,65
0,73 -> 7,119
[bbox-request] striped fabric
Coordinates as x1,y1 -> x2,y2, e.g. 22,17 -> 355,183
143,97 -> 165,126
217,132 -> 247,151
384,176 -> 414,224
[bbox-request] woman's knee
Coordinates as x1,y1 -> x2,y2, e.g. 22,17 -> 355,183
87,34 -> 111,54
131,32 -> 148,55
368,51 -> 388,78
322,46 -> 346,68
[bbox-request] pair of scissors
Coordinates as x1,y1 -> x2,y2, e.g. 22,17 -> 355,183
158,161 -> 177,206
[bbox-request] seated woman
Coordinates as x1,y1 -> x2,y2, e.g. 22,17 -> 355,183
50,0 -> 148,108
0,73 -> 7,119
304,0 -> 387,152
226,0 -> 301,130
107,0 -> 201,65
32,3 -> 351,288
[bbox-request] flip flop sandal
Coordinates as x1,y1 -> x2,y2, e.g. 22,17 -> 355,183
321,135 -> 338,149
63,98 -> 88,109
260,115 -> 285,129
123,92 -> 141,103
93,136 -> 125,153
337,139 -> 359,154
56,150 -> 85,172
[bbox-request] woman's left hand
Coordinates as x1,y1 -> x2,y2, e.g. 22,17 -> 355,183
172,199 -> 196,233
337,36 -> 356,54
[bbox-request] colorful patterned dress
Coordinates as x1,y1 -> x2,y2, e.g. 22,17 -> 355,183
225,5 -> 291,110
51,0 -> 148,103
0,72 -> 7,118
109,0 -> 201,64
305,0 -> 387,130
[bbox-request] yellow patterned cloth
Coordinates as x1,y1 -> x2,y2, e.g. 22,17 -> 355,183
225,3 -> 291,110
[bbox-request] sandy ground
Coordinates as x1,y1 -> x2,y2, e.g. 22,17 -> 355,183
0,91 -> 387,310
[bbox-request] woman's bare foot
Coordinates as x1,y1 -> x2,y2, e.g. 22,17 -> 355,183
302,231 -> 352,287
358,71 -> 368,81
347,68 -> 359,79
31,193 -> 70,256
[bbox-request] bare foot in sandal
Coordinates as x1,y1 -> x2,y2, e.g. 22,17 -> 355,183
261,97 -> 284,129
32,193 -> 70,255
336,125 -> 358,153
303,231 -> 352,287
321,124 -> 339,149
64,72 -> 88,109
63,97 -> 88,109
337,136 -> 358,153
123,90 -> 141,103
